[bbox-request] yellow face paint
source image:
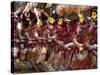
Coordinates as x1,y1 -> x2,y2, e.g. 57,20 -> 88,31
58,18 -> 63,25
49,17 -> 55,24
91,12 -> 97,19
79,14 -> 84,23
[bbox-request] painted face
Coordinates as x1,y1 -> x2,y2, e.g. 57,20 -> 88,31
48,17 -> 55,24
91,12 -> 97,19
79,14 -> 84,23
58,18 -> 63,25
